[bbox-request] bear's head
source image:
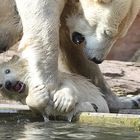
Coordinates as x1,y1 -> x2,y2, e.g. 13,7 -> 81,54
0,55 -> 28,103
67,0 -> 140,63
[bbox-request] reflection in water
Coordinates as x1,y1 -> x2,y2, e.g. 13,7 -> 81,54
0,121 -> 140,140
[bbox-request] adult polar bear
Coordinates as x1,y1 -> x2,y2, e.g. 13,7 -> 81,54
3,0 -> 140,112
14,0 -> 140,113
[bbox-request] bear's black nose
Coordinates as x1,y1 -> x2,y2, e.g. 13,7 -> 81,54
91,57 -> 103,64
5,81 -> 12,90
72,32 -> 85,45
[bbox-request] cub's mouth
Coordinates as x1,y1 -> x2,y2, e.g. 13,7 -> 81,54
5,81 -> 26,93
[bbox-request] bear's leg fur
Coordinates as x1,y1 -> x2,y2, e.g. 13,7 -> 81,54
15,0 -> 66,111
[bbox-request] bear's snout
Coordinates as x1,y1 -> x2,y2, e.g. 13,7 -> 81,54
5,80 -> 12,90
90,57 -> 103,64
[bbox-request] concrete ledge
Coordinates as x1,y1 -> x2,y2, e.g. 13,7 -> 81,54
0,104 -> 43,122
0,104 -> 140,130
74,112 -> 140,130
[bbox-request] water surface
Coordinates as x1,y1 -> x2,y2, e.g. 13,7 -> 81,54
0,121 -> 140,140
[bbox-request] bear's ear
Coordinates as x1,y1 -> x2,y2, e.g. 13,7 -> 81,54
94,0 -> 112,4
12,55 -> 20,62
12,55 -> 28,65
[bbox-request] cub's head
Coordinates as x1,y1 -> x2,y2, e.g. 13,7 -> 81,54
0,55 -> 28,103
67,0 -> 140,63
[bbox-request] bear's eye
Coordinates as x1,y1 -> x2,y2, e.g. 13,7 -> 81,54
5,69 -> 11,74
72,32 -> 85,45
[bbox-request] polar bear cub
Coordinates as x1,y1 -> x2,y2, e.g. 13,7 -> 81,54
0,55 -> 109,121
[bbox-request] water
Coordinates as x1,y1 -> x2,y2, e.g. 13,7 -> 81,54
0,121 -> 140,140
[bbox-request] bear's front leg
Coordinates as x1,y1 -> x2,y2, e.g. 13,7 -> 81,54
53,86 -> 78,113
26,85 -> 48,110
15,0 -> 66,112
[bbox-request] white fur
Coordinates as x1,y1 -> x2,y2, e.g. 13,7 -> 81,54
67,0 -> 140,62
15,0 -> 66,111
1,0 -> 139,114
28,72 -> 109,121
0,0 -> 110,115
0,57 -> 109,121
1,57 -> 140,120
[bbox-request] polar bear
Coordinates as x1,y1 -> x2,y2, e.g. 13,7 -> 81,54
0,55 -> 109,121
67,0 -> 140,63
59,0 -> 140,112
0,0 -> 140,113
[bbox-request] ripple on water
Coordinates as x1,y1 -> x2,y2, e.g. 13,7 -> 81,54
0,121 -> 140,140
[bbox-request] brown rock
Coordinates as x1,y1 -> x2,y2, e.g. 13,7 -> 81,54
100,60 -> 140,96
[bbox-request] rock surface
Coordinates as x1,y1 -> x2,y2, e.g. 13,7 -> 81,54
100,60 -> 140,96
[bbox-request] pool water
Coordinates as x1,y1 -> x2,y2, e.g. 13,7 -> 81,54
0,121 -> 140,140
